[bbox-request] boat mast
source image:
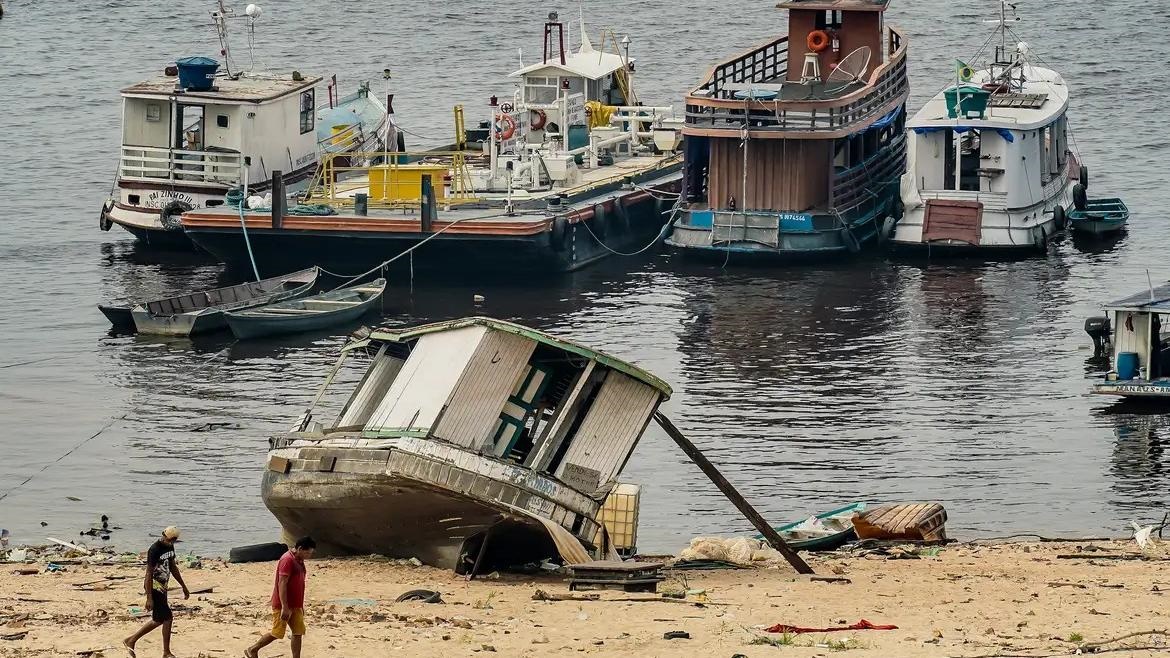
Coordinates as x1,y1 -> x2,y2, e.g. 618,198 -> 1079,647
213,0 -> 235,77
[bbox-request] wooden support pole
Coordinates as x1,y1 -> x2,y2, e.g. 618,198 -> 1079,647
653,411 -> 814,575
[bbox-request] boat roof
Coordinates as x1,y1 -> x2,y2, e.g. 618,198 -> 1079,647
121,71 -> 322,103
1105,284 -> 1170,313
511,34 -> 629,81
777,0 -> 891,11
907,65 -> 1069,132
365,317 -> 672,397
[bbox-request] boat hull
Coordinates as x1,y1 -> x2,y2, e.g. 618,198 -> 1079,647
183,173 -> 683,276
98,304 -> 135,330
225,296 -> 380,339
666,207 -> 889,263
1070,219 -> 1126,236
1092,380 -> 1170,400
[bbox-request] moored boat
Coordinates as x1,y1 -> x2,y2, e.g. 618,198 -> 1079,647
262,317 -> 672,572
891,1 -> 1086,254
765,502 -> 867,552
127,266 -> 318,336
666,0 -> 909,262
224,278 -> 386,339
1089,283 -> 1170,401
99,1 -> 389,247
1068,198 -> 1129,236
180,14 -> 684,276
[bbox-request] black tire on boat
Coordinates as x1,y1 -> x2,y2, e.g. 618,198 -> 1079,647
160,200 -> 194,231
1080,164 -> 1089,190
228,542 -> 288,563
550,216 -> 568,252
1053,205 -> 1067,230
99,200 -> 113,232
1033,225 -> 1049,253
1073,184 -> 1088,211
591,204 -> 608,240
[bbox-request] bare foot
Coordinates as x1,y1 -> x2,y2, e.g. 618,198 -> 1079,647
122,638 -> 136,658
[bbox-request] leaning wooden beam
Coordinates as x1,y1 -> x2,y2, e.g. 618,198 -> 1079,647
653,412 -> 814,575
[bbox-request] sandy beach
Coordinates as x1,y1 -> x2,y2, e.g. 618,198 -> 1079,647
2,540 -> 1169,657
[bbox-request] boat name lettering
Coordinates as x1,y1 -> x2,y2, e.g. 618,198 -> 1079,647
524,475 -> 558,497
144,191 -> 197,208
1107,384 -> 1170,394
295,152 -> 316,167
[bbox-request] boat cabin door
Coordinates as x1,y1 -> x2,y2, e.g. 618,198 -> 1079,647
175,103 -> 204,152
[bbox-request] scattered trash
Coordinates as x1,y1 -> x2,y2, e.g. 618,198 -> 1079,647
66,496 -> 82,502
0,631 -> 29,641
0,528 -> 9,548
1132,521 -> 1157,550
395,589 -> 443,603
128,605 -> 150,619
853,503 -> 947,542
11,568 -> 38,576
663,630 -> 690,640
679,537 -> 789,567
45,562 -> 66,572
5,547 -> 28,562
532,589 -> 599,602
46,537 -> 90,554
765,619 -> 898,634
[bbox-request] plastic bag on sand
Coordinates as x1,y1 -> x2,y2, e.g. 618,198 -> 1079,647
679,537 -> 730,562
679,536 -> 784,566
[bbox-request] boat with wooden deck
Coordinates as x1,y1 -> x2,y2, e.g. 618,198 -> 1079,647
128,266 -> 318,337
666,0 -> 908,261
224,278 -> 386,339
852,503 -> 947,541
1068,198 -> 1129,236
891,1 -> 1088,254
99,1 -> 388,247
1089,283 -> 1170,401
262,317 -> 672,571
180,14 -> 684,276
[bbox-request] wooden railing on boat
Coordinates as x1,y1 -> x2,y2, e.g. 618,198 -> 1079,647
119,145 -> 241,186
684,27 -> 908,139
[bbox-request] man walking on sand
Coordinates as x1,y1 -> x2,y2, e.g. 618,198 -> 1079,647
124,526 -> 190,658
245,536 -> 316,658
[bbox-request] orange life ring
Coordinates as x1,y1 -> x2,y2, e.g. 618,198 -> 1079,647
530,109 -> 547,131
495,113 -> 516,141
807,30 -> 831,53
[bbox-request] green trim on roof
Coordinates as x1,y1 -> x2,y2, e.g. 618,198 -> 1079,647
366,317 -> 672,398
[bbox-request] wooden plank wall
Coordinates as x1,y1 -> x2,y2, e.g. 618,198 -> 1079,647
336,352 -> 406,428
433,329 -> 536,451
707,137 -> 830,213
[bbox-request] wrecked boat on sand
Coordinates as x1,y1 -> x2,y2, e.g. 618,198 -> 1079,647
262,317 -> 670,572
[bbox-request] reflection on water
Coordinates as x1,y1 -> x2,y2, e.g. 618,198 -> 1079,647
1104,410 -> 1170,517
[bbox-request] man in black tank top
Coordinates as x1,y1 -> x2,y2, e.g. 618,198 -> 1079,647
123,526 -> 190,658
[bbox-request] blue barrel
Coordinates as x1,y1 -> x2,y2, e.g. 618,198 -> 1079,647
175,57 -> 220,91
1117,352 -> 1140,380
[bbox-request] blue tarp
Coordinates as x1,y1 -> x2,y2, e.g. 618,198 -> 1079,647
868,106 -> 902,132
913,125 -> 1015,142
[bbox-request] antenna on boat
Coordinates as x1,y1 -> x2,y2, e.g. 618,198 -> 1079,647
212,0 -> 236,77
244,4 -> 262,73
1149,269 -> 1156,304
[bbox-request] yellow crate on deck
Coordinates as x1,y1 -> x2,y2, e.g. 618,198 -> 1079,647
593,483 -> 640,557
368,163 -> 448,203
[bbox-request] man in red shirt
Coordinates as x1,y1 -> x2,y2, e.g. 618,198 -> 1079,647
245,536 -> 315,658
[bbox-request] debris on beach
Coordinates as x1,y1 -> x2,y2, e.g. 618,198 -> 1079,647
677,537 -> 790,567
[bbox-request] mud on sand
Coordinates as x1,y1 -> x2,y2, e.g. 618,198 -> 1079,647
2,541 -> 1169,657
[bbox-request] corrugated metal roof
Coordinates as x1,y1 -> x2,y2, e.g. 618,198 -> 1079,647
367,317 -> 672,398
1106,283 -> 1170,312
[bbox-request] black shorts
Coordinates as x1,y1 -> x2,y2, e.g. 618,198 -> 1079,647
151,589 -> 172,623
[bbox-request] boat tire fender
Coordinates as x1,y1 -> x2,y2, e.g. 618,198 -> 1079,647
160,200 -> 194,232
1072,183 -> 1087,212
1033,225 -> 1049,253
530,110 -> 547,131
614,199 -> 630,232
807,30 -> 831,53
591,204 -> 608,240
1079,164 -> 1089,190
1052,205 -> 1067,230
99,199 -> 114,232
550,216 -> 568,251
228,541 -> 288,563
842,225 -> 861,254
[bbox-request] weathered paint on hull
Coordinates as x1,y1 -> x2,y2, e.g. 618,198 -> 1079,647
1093,381 -> 1170,401
261,469 -> 554,570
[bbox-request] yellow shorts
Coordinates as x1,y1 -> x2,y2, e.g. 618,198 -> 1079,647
270,608 -> 306,638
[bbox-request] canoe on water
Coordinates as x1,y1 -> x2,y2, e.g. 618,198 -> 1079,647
1068,198 -> 1129,236
120,267 -> 320,337
758,502 -> 867,552
224,278 -> 387,340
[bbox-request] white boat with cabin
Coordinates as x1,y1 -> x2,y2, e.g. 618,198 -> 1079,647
99,1 -> 389,247
891,1 -> 1087,254
262,317 -> 671,571
1089,284 -> 1170,401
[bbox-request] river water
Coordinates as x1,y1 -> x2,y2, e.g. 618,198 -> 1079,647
0,0 -> 1166,556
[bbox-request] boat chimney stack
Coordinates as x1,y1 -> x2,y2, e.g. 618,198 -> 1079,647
543,12 -> 566,65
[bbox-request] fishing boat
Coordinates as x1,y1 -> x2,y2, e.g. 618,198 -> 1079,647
1088,283 -> 1170,401
665,0 -> 909,262
98,1 -> 389,247
891,1 -> 1088,254
180,13 -> 684,275
1068,198 -> 1129,236
852,503 -> 947,541
224,278 -> 386,339
262,317 -> 672,572
128,267 -> 318,337
763,502 -> 866,552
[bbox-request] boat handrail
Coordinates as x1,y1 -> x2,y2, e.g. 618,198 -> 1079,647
303,150 -> 484,209
684,26 -> 908,137
119,145 -> 242,186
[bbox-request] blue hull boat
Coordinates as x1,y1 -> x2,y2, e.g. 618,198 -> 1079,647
1069,198 -> 1128,236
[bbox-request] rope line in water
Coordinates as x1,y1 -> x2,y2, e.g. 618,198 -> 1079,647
0,414 -> 127,503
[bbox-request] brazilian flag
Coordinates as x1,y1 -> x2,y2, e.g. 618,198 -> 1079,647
954,59 -> 975,82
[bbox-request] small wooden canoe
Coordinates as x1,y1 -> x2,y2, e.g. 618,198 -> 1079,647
224,278 -> 386,340
99,304 -> 136,330
766,502 -> 867,552
852,503 -> 947,542
1068,198 -> 1128,236
128,267 -> 319,337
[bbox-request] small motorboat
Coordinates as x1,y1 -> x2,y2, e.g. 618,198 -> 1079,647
224,278 -> 387,340
852,503 -> 948,541
1068,198 -> 1129,236
127,267 -> 319,337
761,502 -> 867,552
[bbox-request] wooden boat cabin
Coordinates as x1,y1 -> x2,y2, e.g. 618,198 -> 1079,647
667,0 -> 908,260
1091,284 -> 1170,401
263,317 -> 672,571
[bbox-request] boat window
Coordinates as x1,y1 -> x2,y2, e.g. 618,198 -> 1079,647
299,90 -> 315,134
525,78 -> 559,104
816,10 -> 843,30
216,114 -> 229,128
145,104 -> 161,122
